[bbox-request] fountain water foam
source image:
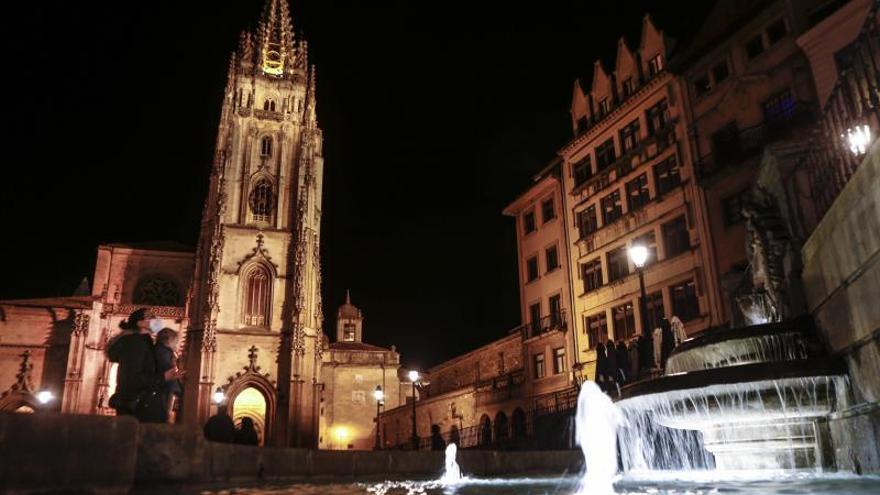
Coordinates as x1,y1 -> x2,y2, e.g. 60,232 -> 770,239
439,442 -> 463,484
575,381 -> 621,495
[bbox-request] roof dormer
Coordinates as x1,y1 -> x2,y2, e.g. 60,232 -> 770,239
590,60 -> 614,118
640,14 -> 667,79
571,79 -> 590,135
615,37 -> 639,99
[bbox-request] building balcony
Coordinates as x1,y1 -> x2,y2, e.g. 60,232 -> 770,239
475,369 -> 526,407
520,309 -> 567,340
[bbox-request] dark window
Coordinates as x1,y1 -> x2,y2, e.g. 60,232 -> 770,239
573,155 -> 593,187
834,41 -> 860,72
529,302 -> 541,334
581,259 -> 603,293
576,116 -> 589,134
619,118 -> 641,154
671,280 -> 700,322
133,277 -> 181,306
645,291 -> 665,331
545,245 -> 559,272
596,138 -> 616,170
526,257 -> 539,282
577,205 -> 599,238
622,77 -> 634,98
711,122 -> 741,164
534,352 -> 546,379
553,347 -> 566,374
662,216 -> 690,258
598,98 -> 610,115
766,19 -> 788,45
263,99 -> 276,112
645,99 -> 669,136
261,136 -> 273,157
585,312 -> 608,350
541,197 -> 556,222
694,74 -> 711,97
626,173 -> 650,212
653,155 -> 681,196
613,302 -> 637,340
712,62 -> 730,84
722,190 -> 748,226
763,89 -> 797,130
249,179 -> 275,221
633,230 -> 657,266
242,264 -> 271,327
601,190 -> 623,225
745,35 -> 765,59
606,246 -> 629,282
549,294 -> 562,326
647,54 -> 664,77
524,211 -> 536,234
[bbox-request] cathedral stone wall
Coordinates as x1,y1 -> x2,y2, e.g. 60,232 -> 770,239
426,333 -> 522,397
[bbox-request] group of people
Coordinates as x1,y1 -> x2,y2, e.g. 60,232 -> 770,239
593,316 -> 687,394
107,308 -> 260,446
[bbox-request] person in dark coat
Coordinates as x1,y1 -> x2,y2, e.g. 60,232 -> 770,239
430,424 -> 446,451
638,333 -> 654,372
615,340 -> 630,385
605,339 -> 619,391
204,405 -> 236,443
107,309 -> 182,423
660,318 -> 675,369
594,342 -> 609,392
627,338 -> 640,381
155,328 -> 182,422
234,417 -> 260,446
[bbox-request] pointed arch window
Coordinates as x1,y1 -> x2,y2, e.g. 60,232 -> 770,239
263,99 -> 276,112
249,178 -> 274,222
242,264 -> 272,327
260,136 -> 273,157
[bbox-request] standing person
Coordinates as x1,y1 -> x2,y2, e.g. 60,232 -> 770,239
204,405 -> 236,443
652,326 -> 663,369
605,339 -> 619,392
234,417 -> 260,446
660,318 -> 675,368
670,316 -> 687,347
430,424 -> 446,451
627,338 -> 640,381
155,328 -> 183,422
615,340 -> 629,385
107,309 -> 182,423
594,342 -> 608,392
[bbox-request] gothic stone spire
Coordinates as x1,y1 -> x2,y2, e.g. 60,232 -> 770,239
258,0 -> 296,76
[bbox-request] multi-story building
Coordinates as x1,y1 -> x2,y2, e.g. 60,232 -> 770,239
502,158 -> 576,406
672,0 -> 825,326
560,15 -> 714,379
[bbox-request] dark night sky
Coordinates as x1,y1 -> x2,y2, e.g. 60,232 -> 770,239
1,1 -> 714,369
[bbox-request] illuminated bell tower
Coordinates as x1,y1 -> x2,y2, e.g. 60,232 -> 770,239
183,0 -> 325,448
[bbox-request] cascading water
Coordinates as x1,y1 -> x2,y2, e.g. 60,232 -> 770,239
575,381 -> 621,495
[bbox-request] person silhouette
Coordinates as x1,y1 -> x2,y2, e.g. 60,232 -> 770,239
203,405 -> 236,443
235,417 -> 260,445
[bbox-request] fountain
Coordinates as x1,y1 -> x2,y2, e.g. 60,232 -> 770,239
439,442 -> 463,484
615,315 -> 850,473
574,381 -> 621,495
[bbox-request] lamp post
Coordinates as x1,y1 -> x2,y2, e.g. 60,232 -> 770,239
408,370 -> 419,449
212,388 -> 226,406
373,385 -> 384,450
629,245 -> 650,337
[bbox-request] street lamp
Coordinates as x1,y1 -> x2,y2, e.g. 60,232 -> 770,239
212,388 -> 226,405
36,390 -> 54,405
373,385 -> 384,450
629,244 -> 650,337
845,124 -> 871,155
408,370 -> 419,449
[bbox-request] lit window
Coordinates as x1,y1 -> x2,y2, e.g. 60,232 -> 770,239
598,98 -> 610,115
621,77 -> 634,98
647,54 -> 664,77
585,312 -> 608,350
553,347 -> 566,374
242,264 -> 272,327
533,353 -> 545,379
619,118 -> 640,154
581,259 -> 602,293
343,323 -> 356,341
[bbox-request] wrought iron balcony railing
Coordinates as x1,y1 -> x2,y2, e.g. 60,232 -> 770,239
523,309 -> 567,339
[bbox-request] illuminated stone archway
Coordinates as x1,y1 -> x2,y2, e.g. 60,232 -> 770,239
232,387 -> 267,445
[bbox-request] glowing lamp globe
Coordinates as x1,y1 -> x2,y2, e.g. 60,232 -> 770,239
373,386 -> 384,402
629,245 -> 649,268
36,390 -> 54,405
212,390 -> 226,405
408,370 -> 419,382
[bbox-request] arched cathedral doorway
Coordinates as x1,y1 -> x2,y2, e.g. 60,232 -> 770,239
231,387 -> 267,445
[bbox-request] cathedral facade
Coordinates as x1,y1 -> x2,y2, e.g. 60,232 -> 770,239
0,0 -> 367,449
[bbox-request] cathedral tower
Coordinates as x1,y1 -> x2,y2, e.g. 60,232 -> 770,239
182,0 -> 324,448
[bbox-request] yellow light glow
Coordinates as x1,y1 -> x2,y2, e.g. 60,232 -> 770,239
332,425 -> 351,444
